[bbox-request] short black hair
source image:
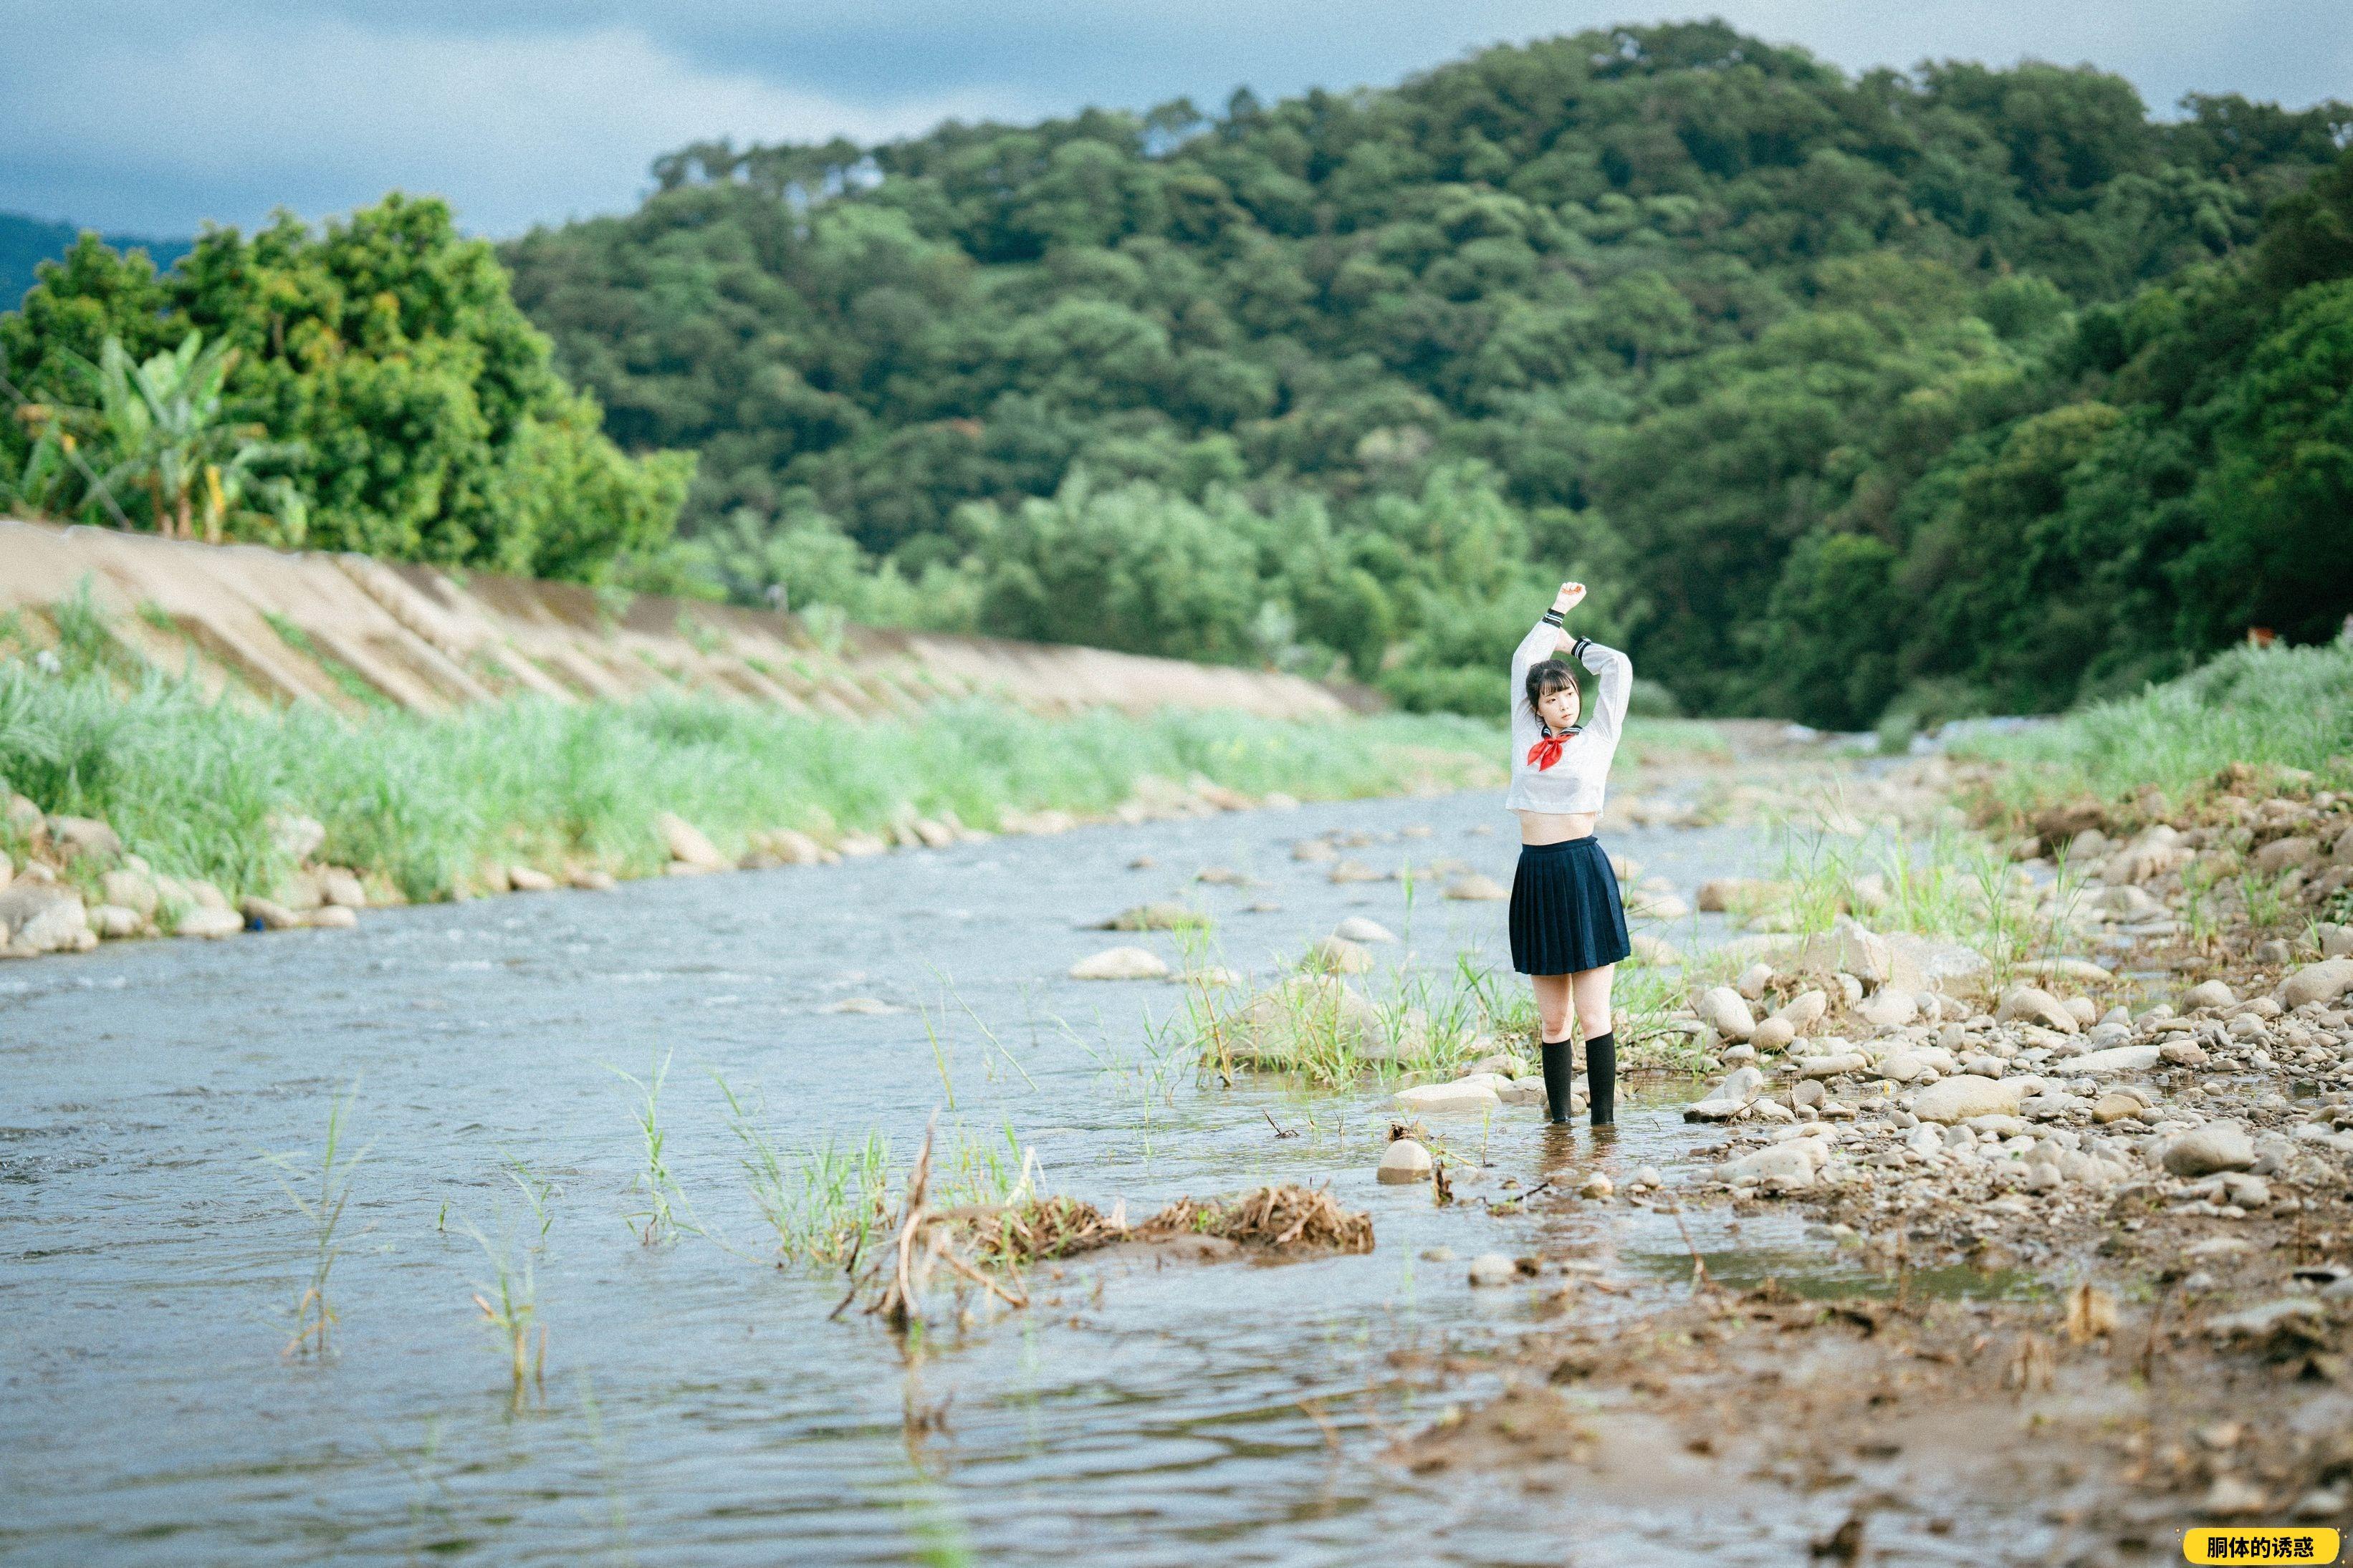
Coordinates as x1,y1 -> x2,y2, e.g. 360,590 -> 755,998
1523,656 -> 1581,721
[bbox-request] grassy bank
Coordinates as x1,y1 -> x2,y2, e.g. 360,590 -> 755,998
0,649 -> 1505,903
1955,636 -> 2353,816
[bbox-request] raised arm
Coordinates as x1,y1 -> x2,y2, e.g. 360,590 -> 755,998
1510,580 -> 1586,689
1571,637 -> 1634,744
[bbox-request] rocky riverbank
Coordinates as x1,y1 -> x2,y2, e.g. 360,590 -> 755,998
1370,753 -> 2353,1550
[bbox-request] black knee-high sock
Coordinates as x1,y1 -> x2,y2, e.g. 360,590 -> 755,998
1585,1031 -> 1616,1127
1539,1036 -> 1575,1124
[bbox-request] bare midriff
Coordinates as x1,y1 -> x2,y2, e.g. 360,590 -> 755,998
1516,809 -> 1598,846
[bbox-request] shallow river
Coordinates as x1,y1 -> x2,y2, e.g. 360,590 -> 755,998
1,789 -> 1935,1565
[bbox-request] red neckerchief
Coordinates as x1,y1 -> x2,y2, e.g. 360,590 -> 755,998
1526,721 -> 1582,771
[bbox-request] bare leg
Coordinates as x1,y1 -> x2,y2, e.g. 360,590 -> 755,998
1569,964 -> 1616,1041
1530,973 -> 1574,1042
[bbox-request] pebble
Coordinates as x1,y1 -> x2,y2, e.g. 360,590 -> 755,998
1695,986 -> 1755,1041
1070,947 -> 1171,981
1377,1139 -> 1434,1184
1467,1254 -> 1518,1288
1333,916 -> 1398,944
1912,1075 -> 2023,1125
1443,874 -> 1509,902
2163,1121 -> 2256,1178
1396,1079 -> 1503,1112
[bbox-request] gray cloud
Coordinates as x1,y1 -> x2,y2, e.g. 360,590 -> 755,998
1,1 -> 2346,237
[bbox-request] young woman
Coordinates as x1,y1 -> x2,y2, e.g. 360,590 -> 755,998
1506,580 -> 1634,1127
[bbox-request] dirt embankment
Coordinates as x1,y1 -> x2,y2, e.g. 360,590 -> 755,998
0,519 -> 1366,722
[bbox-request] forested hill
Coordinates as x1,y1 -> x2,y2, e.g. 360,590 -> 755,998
442,29 -> 2340,721
1,212 -> 186,314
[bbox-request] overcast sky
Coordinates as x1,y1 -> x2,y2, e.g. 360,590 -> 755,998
4,1 -> 2347,239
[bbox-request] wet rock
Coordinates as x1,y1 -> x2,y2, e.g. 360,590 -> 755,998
1914,1075 -> 2024,1125
508,866 -> 558,893
1751,1016 -> 1797,1053
1686,1066 -> 1765,1120
176,905 -> 244,939
1579,1172 -> 1614,1199
1997,986 -> 2079,1034
1716,1143 -> 1816,1188
825,996 -> 903,1015
1070,947 -> 1170,981
90,903 -> 142,938
1395,1079 -> 1503,1113
1228,976 -> 1390,1067
309,905 -> 358,930
1290,840 -> 1335,862
1093,903 -> 1206,932
1377,1139 -> 1434,1184
100,867 -> 158,920
654,812 -> 729,871
1634,1165 -> 1664,1189
1467,1253 -> 1518,1287
2067,1044 -> 2161,1074
2164,1122 -> 2256,1178
1695,986 -> 1755,1042
1443,874 -> 1509,902
2183,979 -> 2237,1011
1304,936 -> 1374,976
2282,958 -> 2353,1009
1333,916 -> 1398,945
1735,963 -> 1775,1001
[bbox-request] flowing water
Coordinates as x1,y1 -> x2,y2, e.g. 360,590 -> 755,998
1,788 -> 1970,1565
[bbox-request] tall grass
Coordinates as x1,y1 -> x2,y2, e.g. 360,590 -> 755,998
262,1082 -> 367,1357
610,1052 -> 694,1246
716,1074 -> 892,1267
1959,635 -> 2353,812
0,621 -> 1501,902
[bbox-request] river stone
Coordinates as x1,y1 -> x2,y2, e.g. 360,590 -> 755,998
1377,1139 -> 1434,1183
1580,1171 -> 1615,1199
1771,989 -> 1828,1030
1876,1052 -> 1934,1084
654,812 -> 728,870
1914,1075 -> 2024,1125
2164,1122 -> 2256,1178
45,814 -> 121,863
267,812 -> 327,862
1751,1016 -> 1796,1053
2283,958 -> 2353,1009
1070,947 -> 1170,981
0,885 -> 87,953
911,818 -> 956,850
1998,986 -> 2079,1034
1880,933 -> 1992,989
1396,1079 -> 1503,1113
1228,976 -> 1390,1067
1859,986 -> 1918,1029
1333,916 -> 1398,945
2183,979 -> 2236,1011
1695,986 -> 1755,1041
1697,877 -> 1781,913
1444,874 -> 1509,902
308,905 -> 358,930
2256,835 -> 2319,874
1736,962 -> 1775,1000
2066,1044 -> 2162,1074
176,905 -> 244,939
2017,957 -> 2115,985
1291,839 -> 1336,862
508,866 -> 558,893
1305,936 -> 1375,975
1631,933 -> 1683,967
1774,916 -> 1912,989
2092,1093 -> 2146,1125
240,897 -> 305,931
1467,1253 -> 1518,1287
1093,903 -> 1205,932
90,903 -> 142,939
1716,1143 -> 1816,1187
1686,1065 -> 1765,1120
100,867 -> 158,919
1794,1051 -> 1869,1078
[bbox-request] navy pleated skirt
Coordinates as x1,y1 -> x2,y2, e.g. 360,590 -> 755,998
1508,836 -> 1631,976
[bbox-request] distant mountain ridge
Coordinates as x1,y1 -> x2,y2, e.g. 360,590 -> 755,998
1,211 -> 188,314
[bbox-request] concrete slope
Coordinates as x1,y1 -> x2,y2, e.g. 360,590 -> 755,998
0,519 -> 1367,722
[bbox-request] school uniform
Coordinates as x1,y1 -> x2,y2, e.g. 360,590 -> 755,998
1505,617 -> 1634,976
